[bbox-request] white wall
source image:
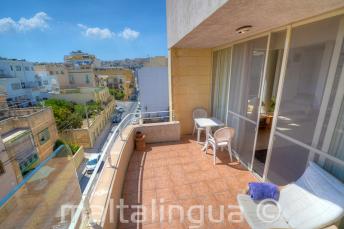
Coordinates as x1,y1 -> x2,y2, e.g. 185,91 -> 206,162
166,0 -> 228,48
0,59 -> 42,104
137,67 -> 169,112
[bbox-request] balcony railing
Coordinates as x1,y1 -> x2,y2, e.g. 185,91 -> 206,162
0,110 -> 172,229
69,110 -> 171,228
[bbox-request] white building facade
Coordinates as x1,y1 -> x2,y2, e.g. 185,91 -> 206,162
137,66 -> 169,112
0,58 -> 42,106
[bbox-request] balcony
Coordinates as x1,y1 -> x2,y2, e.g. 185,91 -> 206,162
1,108 -> 344,228
118,135 -> 255,228
65,113 -> 256,228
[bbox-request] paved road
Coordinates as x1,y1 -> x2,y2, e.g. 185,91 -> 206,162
78,101 -> 138,192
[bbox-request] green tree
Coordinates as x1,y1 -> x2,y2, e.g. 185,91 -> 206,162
44,99 -> 83,131
109,88 -> 125,100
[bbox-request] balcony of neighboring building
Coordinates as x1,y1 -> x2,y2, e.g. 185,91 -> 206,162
0,106 -> 59,161
1,128 -> 40,182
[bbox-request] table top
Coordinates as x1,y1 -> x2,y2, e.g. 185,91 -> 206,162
194,117 -> 224,128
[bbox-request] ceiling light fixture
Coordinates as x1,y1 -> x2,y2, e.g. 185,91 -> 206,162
236,25 -> 252,34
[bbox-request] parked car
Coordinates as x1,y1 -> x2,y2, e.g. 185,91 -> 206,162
116,106 -> 125,113
112,113 -> 122,124
85,154 -> 100,174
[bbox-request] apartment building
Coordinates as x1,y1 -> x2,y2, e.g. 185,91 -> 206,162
34,63 -> 66,90
137,66 -> 168,112
0,58 -> 42,106
63,51 -> 101,88
94,67 -> 135,100
0,107 -> 59,161
167,1 -> 344,185
0,106 -> 59,200
64,50 -> 100,67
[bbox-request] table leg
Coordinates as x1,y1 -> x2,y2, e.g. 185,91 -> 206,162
202,126 -> 210,151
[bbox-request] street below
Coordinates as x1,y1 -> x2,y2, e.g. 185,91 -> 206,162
78,101 -> 138,192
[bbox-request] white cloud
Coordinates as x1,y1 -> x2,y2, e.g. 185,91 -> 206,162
0,18 -> 16,33
17,12 -> 51,31
118,27 -> 140,40
0,12 -> 51,33
78,24 -> 115,39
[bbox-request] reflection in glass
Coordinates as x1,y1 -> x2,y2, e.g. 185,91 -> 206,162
253,31 -> 286,177
228,36 -> 268,122
267,135 -> 310,185
276,16 -> 341,145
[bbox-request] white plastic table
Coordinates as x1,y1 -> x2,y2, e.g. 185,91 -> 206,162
194,117 -> 224,151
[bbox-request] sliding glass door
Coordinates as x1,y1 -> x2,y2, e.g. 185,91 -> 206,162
252,30 -> 286,177
211,13 -> 344,184
227,36 -> 268,167
266,15 -> 344,185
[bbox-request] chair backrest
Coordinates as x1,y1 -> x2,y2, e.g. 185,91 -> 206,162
214,127 -> 235,144
279,162 -> 344,229
192,107 -> 208,119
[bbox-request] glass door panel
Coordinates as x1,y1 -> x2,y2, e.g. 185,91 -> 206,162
228,37 -> 268,122
252,30 -> 286,177
267,135 -> 310,185
227,36 -> 268,168
227,113 -> 257,166
267,15 -> 343,184
275,16 -> 340,145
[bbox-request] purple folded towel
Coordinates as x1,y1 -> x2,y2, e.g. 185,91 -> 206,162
248,182 -> 279,201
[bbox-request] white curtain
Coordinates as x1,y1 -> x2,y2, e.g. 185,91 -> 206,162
212,48 -> 231,122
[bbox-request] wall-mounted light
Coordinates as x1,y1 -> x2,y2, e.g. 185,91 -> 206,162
236,25 -> 252,34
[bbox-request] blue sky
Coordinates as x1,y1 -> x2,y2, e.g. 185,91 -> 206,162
0,0 -> 167,62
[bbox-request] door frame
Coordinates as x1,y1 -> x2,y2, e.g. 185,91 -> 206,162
249,33 -> 271,174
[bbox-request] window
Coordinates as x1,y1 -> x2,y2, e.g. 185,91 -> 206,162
56,71 -> 59,74
10,65 -> 13,71
15,66 -> 21,71
31,67 -> 34,71
85,75 -> 90,84
0,160 -> 5,175
69,75 -> 75,84
61,70 -> 64,74
49,71 -> 54,75
11,83 -> 21,90
43,80 -> 49,85
24,66 -> 29,71
38,128 -> 50,145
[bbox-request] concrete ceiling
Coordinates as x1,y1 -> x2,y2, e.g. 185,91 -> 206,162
173,0 -> 344,48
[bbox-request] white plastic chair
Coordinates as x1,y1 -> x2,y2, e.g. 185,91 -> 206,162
207,127 -> 235,165
192,107 -> 208,142
237,162 -> 344,229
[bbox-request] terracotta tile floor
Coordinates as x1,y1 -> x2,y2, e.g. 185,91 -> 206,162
120,135 -> 257,229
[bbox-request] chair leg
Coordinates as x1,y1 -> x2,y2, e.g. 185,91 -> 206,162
228,143 -> 233,162
192,124 -> 196,136
213,146 -> 217,165
197,129 -> 201,143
